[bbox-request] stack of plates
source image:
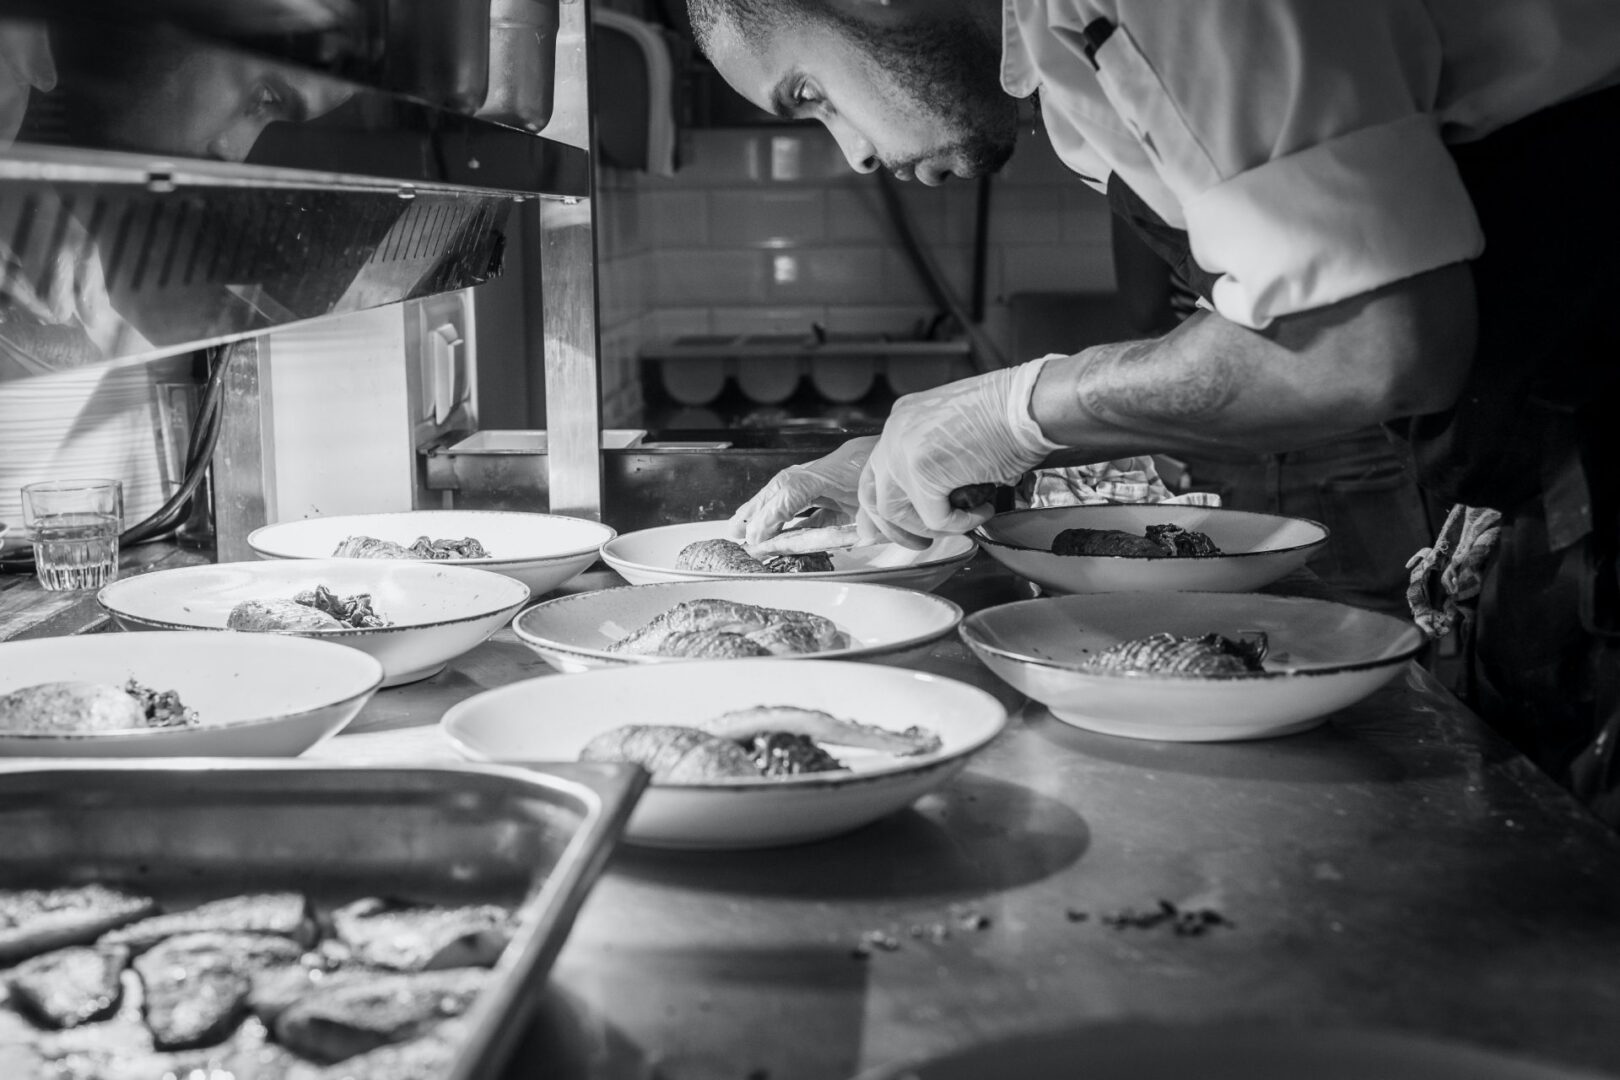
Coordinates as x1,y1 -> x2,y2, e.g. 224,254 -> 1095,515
0,354 -> 193,528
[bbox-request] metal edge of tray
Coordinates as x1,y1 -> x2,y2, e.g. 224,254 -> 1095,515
0,757 -> 650,1079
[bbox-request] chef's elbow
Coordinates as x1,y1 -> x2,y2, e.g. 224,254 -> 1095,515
1363,262 -> 1480,421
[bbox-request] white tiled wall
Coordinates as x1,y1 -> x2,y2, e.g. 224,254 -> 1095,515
594,124 -> 1120,426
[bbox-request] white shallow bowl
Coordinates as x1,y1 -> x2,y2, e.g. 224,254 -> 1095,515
512,578 -> 962,673
98,560 -> 531,688
0,631 -> 382,757
247,510 -> 616,597
973,504 -> 1329,594
442,659 -> 1008,849
601,520 -> 976,593
960,591 -> 1424,742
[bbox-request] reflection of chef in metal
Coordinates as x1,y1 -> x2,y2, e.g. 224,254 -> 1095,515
0,19 -> 52,145
30,23 -> 352,163
0,23 -> 352,378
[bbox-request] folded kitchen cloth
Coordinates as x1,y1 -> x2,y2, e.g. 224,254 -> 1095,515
1405,503 -> 1503,638
1016,456 -> 1223,510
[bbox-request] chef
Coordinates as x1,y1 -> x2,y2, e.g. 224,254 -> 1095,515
697,0 -> 1620,823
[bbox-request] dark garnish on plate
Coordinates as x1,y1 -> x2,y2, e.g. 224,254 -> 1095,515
746,732 -> 846,776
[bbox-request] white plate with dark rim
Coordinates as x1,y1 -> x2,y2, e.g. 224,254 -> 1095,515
442,658 -> 1008,849
511,578 -> 962,673
247,509 -> 616,597
600,520 -> 976,593
973,504 -> 1329,594
0,631 -> 382,757
960,591 -> 1425,741
98,559 -> 531,687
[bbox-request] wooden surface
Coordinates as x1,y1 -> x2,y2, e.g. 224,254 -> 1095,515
7,552 -> 1620,1079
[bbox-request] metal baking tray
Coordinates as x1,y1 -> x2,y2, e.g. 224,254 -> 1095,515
0,758 -> 646,1080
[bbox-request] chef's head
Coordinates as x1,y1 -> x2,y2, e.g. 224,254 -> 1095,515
688,0 -> 1018,185
49,25 -> 351,163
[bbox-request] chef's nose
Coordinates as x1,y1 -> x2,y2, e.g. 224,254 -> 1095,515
826,119 -> 878,174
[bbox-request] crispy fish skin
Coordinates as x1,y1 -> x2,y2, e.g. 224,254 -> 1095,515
134,931 -> 307,1051
675,539 -> 769,574
657,630 -> 772,658
227,599 -> 346,632
330,898 -> 512,973
0,885 -> 157,965
6,945 -> 128,1029
759,552 -> 836,573
272,968 -> 485,1065
700,706 -> 943,756
610,599 -> 846,657
1086,631 -> 1267,676
100,892 -> 316,952
580,725 -> 762,782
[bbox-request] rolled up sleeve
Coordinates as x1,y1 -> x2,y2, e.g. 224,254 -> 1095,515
1185,113 -> 1483,328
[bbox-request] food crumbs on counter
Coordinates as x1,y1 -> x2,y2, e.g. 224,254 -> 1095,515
948,904 -> 991,932
1064,908 -> 1090,923
852,930 -> 902,958
1101,899 -> 1232,936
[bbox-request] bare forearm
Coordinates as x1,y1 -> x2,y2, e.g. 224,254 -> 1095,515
1030,264 -> 1478,461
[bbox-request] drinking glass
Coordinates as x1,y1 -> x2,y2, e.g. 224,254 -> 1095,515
20,479 -> 123,590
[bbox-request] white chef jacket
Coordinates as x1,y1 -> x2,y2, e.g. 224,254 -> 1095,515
1002,0 -> 1620,328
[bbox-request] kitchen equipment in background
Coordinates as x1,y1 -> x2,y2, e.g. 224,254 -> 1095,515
594,9 -> 678,177
154,376 -> 216,549
479,0 -> 561,132
640,332 -> 973,423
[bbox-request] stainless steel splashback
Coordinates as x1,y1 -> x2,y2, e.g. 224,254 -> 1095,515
0,1 -> 585,372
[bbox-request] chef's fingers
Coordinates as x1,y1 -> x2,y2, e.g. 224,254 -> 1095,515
858,462 -> 932,549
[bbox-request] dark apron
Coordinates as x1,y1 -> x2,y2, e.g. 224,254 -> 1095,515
1108,82 -> 1620,823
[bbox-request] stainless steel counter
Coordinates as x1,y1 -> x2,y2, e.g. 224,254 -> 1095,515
317,558 -> 1620,1080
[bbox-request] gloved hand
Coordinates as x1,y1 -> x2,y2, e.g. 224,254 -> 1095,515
858,356 -> 1063,546
728,435 -> 877,545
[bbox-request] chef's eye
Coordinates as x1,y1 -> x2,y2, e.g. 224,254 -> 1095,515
792,82 -> 823,109
249,81 -> 285,118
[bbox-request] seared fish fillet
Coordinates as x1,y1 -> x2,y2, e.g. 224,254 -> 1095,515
272,968 -> 486,1065
1052,524 -> 1223,558
331,898 -> 512,972
134,931 -> 307,1050
101,891 -> 317,952
5,945 -> 128,1029
580,725 -> 762,782
759,552 -> 835,573
0,885 -> 156,965
700,706 -> 943,756
1051,527 -> 1168,557
609,599 -> 847,657
656,630 -> 772,658
0,683 -> 146,735
227,598 -> 345,632
675,539 -> 768,573
1086,632 -> 1267,677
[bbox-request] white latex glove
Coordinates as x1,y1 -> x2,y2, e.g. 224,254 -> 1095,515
858,356 -> 1063,546
728,435 -> 877,545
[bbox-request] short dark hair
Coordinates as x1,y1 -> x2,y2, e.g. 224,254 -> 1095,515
686,0 -> 816,59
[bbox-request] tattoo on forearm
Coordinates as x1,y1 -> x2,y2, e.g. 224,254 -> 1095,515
1077,339 -> 1241,425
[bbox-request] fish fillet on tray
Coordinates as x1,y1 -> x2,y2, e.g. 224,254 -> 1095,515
0,760 -> 644,1080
